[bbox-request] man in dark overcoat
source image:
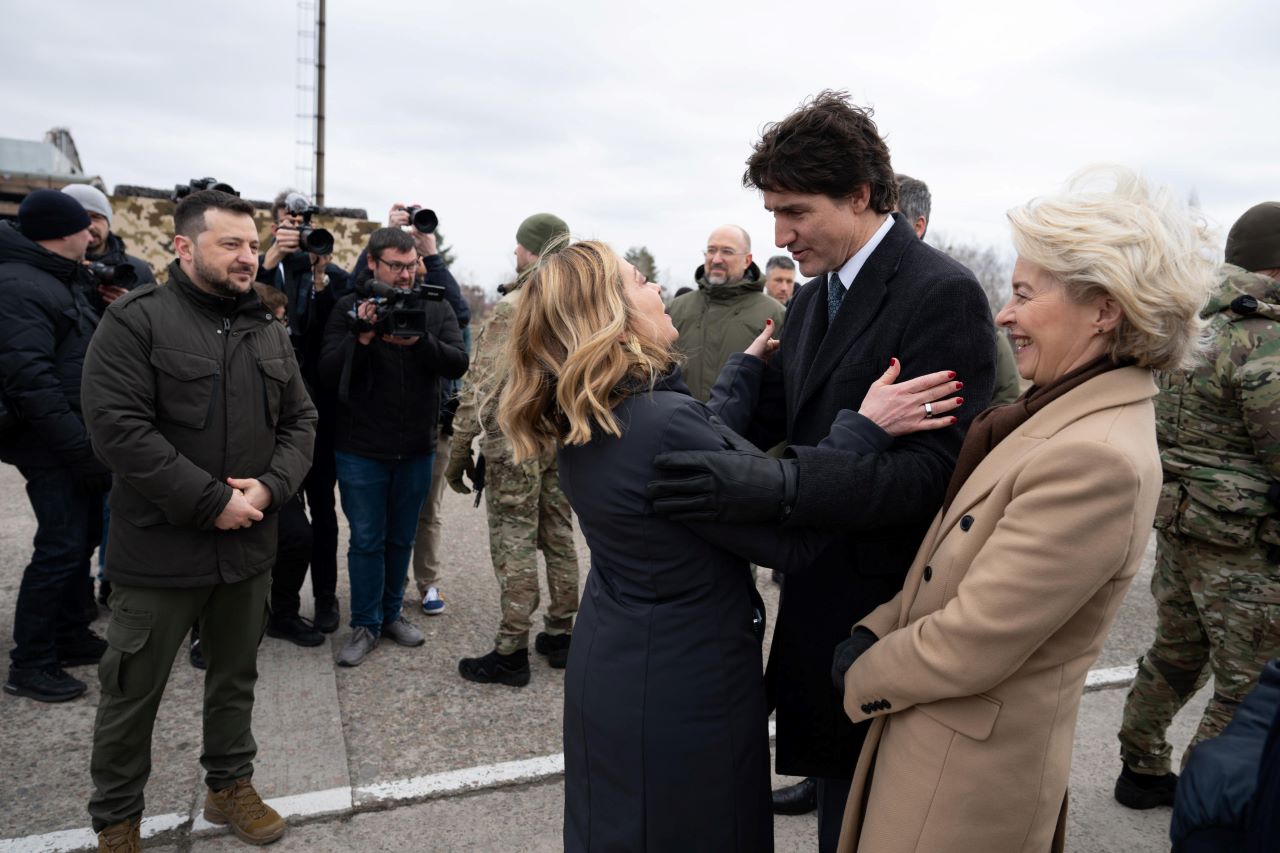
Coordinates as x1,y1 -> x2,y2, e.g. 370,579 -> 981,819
649,90 -> 997,851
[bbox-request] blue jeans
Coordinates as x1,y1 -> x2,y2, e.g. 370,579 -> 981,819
11,465 -> 102,669
335,451 -> 434,631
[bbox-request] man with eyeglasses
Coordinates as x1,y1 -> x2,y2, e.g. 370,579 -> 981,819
319,227 -> 468,667
667,225 -> 785,401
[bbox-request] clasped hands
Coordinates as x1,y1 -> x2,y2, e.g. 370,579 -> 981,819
214,477 -> 271,530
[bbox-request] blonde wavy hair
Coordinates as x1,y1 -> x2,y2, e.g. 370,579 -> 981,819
497,239 -> 678,462
1007,166 -> 1218,371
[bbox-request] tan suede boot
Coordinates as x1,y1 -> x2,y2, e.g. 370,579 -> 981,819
97,818 -> 141,852
203,779 -> 286,845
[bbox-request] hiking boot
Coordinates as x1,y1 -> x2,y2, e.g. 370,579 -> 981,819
58,628 -> 109,666
336,626 -> 379,667
458,648 -> 530,687
382,616 -> 425,647
313,598 -> 340,634
97,817 -> 141,852
265,613 -> 325,648
421,586 -> 445,616
1114,764 -> 1178,809
3,665 -> 87,702
203,778 -> 286,845
534,631 -> 571,669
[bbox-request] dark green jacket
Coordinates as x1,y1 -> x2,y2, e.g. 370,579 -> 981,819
82,261 -> 317,588
666,262 -> 785,401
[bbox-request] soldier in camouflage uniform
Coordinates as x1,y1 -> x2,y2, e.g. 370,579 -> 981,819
449,214 -> 579,687
1115,201 -> 1280,809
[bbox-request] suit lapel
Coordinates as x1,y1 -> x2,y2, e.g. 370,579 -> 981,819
795,218 -> 913,414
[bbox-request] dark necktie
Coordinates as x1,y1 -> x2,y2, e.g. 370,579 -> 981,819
827,271 -> 845,324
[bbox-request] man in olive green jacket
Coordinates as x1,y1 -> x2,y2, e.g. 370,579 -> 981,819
667,224 -> 785,401
81,190 -> 316,849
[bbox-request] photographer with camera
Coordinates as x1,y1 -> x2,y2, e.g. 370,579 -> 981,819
320,227 -> 468,667
0,190 -> 110,703
256,189 -> 351,637
61,184 -> 155,312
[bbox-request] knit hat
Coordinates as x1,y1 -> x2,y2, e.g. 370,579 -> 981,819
516,213 -> 569,256
18,189 -> 92,241
1226,202 -> 1280,272
62,183 -> 113,226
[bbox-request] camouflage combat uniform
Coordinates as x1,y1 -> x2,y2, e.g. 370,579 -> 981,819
450,282 -> 579,655
1118,264 -> 1280,774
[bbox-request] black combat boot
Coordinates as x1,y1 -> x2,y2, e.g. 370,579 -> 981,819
534,632 -> 572,669
458,648 -> 530,687
1114,763 -> 1178,809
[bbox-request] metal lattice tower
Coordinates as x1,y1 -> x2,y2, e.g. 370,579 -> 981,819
294,0 -> 321,200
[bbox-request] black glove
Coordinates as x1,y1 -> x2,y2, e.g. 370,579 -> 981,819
647,417 -> 797,523
831,627 -> 879,695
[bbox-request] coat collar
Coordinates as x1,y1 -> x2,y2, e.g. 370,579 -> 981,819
796,214 -> 916,412
933,365 -> 1158,538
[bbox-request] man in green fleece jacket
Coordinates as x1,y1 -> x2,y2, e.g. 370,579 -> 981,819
667,224 -> 785,401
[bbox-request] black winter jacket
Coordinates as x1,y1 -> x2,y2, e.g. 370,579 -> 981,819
82,261 -> 317,588
0,221 -> 107,476
319,288 -> 467,460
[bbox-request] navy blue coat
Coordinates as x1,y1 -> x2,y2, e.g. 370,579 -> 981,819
558,355 -> 848,852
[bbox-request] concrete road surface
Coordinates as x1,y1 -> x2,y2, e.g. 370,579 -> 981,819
0,461 -> 1206,851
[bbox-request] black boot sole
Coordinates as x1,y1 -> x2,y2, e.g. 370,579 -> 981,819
3,681 -> 87,703
458,660 -> 531,687
1114,774 -> 1176,809
265,624 -> 326,647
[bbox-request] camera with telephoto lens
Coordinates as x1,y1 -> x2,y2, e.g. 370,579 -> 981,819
283,192 -> 335,256
349,278 -> 445,338
171,177 -> 238,202
402,205 -> 438,235
86,262 -> 138,289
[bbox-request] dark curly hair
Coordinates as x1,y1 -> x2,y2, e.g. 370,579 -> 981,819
744,90 -> 897,214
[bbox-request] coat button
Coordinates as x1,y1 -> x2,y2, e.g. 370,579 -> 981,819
861,703 -> 872,714
883,700 -> 892,710
923,565 -> 933,582
960,515 -> 974,531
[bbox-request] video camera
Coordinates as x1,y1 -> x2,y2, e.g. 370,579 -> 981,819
349,278 -> 445,339
283,192 -> 335,256
171,177 -> 238,202
86,262 -> 137,289
402,205 -> 438,235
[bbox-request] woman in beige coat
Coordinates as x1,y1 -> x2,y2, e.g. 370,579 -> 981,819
833,168 -> 1218,853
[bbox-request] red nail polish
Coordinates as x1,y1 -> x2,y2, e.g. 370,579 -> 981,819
947,371 -> 956,379
891,358 -> 898,367
955,398 -> 964,405
956,381 -> 964,390
950,417 -> 958,424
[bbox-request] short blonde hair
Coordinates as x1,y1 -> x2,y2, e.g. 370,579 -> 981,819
1007,166 -> 1217,370
497,240 -> 678,462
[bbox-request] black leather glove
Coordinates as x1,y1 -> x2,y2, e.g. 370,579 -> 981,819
831,627 -> 879,695
647,417 -> 798,523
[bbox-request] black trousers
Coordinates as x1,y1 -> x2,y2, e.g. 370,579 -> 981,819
11,464 -> 100,670
268,493 -> 314,618
816,776 -> 852,853
301,420 -> 338,606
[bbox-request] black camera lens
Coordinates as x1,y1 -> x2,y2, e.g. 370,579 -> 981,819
87,262 -> 138,288
408,207 -> 438,234
300,226 -> 334,256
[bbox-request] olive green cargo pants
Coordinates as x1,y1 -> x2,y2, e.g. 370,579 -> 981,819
88,571 -> 270,831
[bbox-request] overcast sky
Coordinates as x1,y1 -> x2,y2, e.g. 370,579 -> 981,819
4,0 -> 1276,291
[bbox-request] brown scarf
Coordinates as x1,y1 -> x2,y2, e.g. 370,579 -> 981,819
941,355 -> 1124,514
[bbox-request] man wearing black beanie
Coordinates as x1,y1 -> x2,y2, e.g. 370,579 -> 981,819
0,189 -> 111,703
